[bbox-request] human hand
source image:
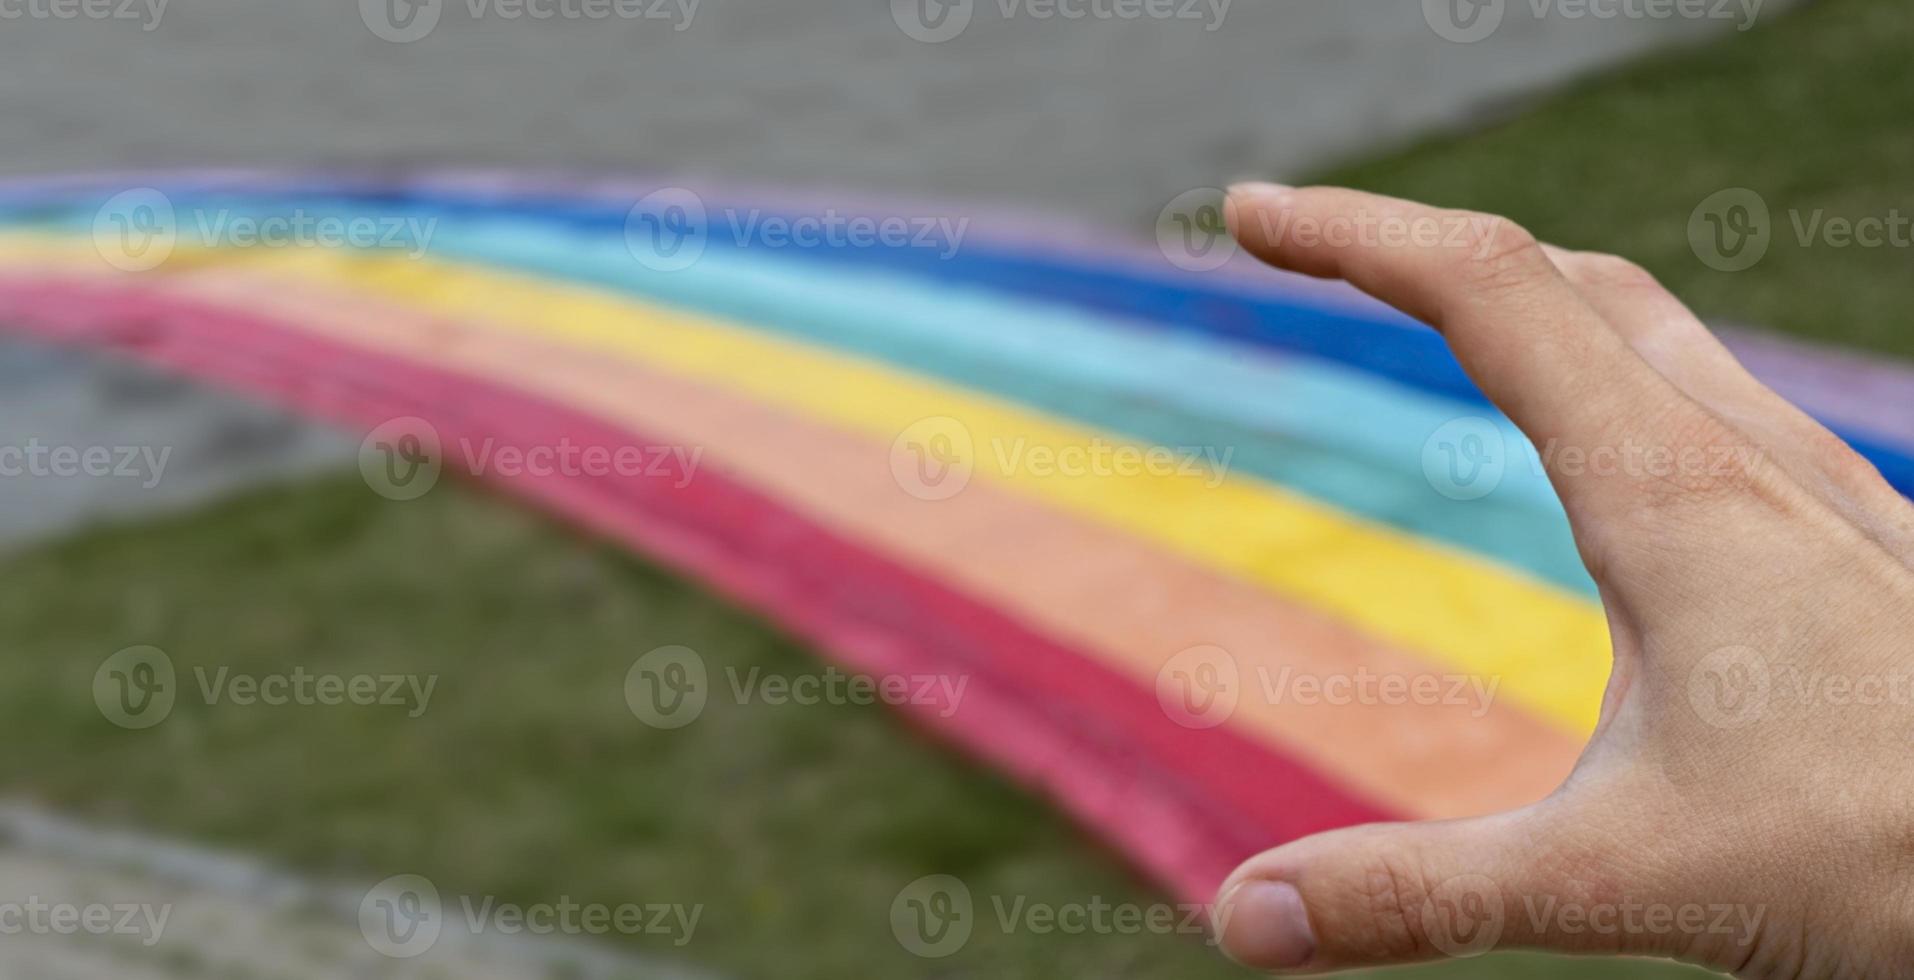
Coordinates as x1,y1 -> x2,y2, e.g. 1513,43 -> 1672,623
1213,184 -> 1914,978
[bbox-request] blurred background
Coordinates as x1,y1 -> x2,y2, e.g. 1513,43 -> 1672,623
0,0 -> 1906,976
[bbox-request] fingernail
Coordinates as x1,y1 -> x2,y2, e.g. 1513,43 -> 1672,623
1218,880 -> 1316,970
1227,181 -> 1293,201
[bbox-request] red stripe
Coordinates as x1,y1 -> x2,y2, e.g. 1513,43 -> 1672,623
0,276 -> 1396,903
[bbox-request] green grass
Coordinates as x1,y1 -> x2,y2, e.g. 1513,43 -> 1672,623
0,473 -> 1717,979
1306,0 -> 1914,360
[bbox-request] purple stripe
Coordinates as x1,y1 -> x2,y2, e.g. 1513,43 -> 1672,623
1720,326 -> 1914,448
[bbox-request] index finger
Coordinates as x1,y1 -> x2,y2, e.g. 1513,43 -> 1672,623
1223,184 -> 1702,488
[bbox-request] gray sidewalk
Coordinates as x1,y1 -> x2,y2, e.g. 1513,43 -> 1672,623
0,0 -> 1794,227
0,337 -> 355,555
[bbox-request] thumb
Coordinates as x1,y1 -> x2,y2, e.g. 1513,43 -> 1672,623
1213,805 -> 1658,972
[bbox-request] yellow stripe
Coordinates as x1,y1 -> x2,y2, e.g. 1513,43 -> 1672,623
0,236 -> 1611,730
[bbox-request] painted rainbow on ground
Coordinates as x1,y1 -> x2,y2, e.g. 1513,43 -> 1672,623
2,171 -> 1911,903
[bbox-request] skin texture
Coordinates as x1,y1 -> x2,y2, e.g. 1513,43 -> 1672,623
1214,184 -> 1914,979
